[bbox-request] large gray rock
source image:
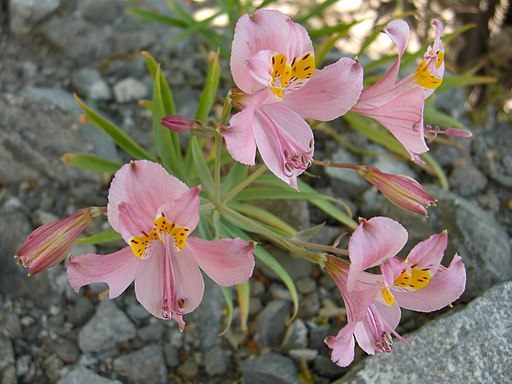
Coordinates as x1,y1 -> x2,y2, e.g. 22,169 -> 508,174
240,353 -> 299,384
9,0 -> 60,35
326,148 -> 368,199
253,300 -> 292,347
78,300 -> 136,353
337,281 -> 512,384
59,366 -> 121,384
113,345 -> 167,384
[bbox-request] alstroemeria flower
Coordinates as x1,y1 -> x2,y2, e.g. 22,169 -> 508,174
16,207 -> 102,275
348,217 -> 466,311
67,160 -> 255,329
223,9 -> 363,189
324,256 -> 405,367
352,19 -> 445,162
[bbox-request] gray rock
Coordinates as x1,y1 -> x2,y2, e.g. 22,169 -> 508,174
163,343 -> 179,368
59,366 -> 121,384
326,148 -> 368,199
298,292 -> 321,319
78,300 -> 136,353
448,162 -> 487,197
176,359 -> 199,381
0,93 -> 102,183
258,247 -> 313,281
9,0 -> 60,35
16,354 -> 32,377
289,348 -> 318,361
240,353 -> 299,384
296,277 -> 317,295
314,355 -> 347,379
113,77 -> 148,103
77,0 -> 122,25
0,199 -> 52,304
54,340 -> 79,364
280,319 -> 308,352
308,322 -> 331,351
338,281 -> 512,384
71,68 -> 111,101
370,156 -> 416,178
113,345 -> 167,384
0,337 -> 17,384
0,310 -> 22,339
204,346 -> 228,376
67,297 -> 95,326
43,355 -> 63,382
137,322 -> 165,343
254,300 -> 292,347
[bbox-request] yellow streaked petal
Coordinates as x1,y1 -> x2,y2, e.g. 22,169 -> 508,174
381,287 -> 395,306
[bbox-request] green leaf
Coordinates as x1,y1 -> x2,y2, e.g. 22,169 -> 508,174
234,188 -> 340,203
75,228 -> 122,245
190,136 -> 215,196
236,281 -> 250,332
298,181 -> 357,230
142,51 -> 176,116
309,20 -> 359,39
219,287 -> 234,335
437,69 -> 496,93
74,95 -> 156,161
228,202 -> 297,237
127,8 -> 188,27
61,153 -> 122,174
195,50 -> 221,123
297,0 -> 338,23
152,65 -> 183,177
221,221 -> 299,323
221,162 -> 249,194
424,106 -> 471,131
292,222 -> 326,242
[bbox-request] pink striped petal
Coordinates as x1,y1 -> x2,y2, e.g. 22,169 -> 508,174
405,231 -> 448,273
67,246 -> 138,299
231,10 -> 312,93
157,186 -> 201,232
223,106 -> 257,166
325,322 -> 357,367
107,160 -> 188,234
133,243 -> 165,318
348,217 -> 408,291
283,58 -> 363,121
393,254 -> 466,312
184,237 -> 255,286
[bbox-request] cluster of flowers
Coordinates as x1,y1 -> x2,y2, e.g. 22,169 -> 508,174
15,9 -> 467,367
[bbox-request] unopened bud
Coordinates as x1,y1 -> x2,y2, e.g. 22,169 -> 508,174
359,166 -> 436,216
15,207 -> 102,275
444,128 -> 473,138
161,115 -> 196,132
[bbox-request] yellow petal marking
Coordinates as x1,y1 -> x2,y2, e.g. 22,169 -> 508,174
413,59 -> 443,89
436,51 -> 445,69
270,52 -> 315,98
130,229 -> 160,259
291,52 -> 315,80
381,287 -> 395,306
394,267 -> 432,291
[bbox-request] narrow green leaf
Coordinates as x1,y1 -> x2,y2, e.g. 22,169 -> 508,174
228,202 -> 297,237
74,95 -> 156,161
292,222 -> 326,242
195,50 -> 221,123
152,65 -> 183,177
219,287 -> 234,335
221,221 -> 299,323
221,162 -> 249,194
142,51 -> 176,115
234,188 -> 340,203
127,8 -> 188,27
297,0 -> 337,23
422,153 -> 449,190
424,106 -> 471,131
190,136 -> 215,196
62,153 -> 122,174
298,181 -> 357,230
236,281 -> 250,332
309,20 -> 359,39
75,228 -> 122,245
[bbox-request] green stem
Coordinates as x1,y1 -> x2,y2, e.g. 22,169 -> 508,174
219,93 -> 233,126
213,131 -> 223,204
313,159 -> 361,171
220,205 -> 326,265
289,239 -> 349,256
222,164 -> 267,203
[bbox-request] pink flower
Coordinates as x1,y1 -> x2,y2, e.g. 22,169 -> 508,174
352,20 -> 445,162
67,160 -> 255,329
324,256 -> 405,367
223,9 -> 363,189
16,207 -> 101,276
348,217 -> 466,311
358,166 -> 436,216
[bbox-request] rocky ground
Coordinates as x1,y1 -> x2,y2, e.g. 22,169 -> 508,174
0,1 -> 511,383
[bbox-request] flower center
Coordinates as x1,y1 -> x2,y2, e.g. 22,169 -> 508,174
129,214 -> 190,258
270,52 -> 315,98
413,50 -> 444,89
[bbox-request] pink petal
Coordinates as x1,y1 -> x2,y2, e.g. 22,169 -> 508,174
356,20 -> 409,102
354,87 -> 429,158
254,103 -> 313,188
405,231 -> 448,273
223,106 -> 257,166
107,160 -> 189,234
157,186 -> 201,232
247,49 -> 274,88
117,202 -> 155,242
283,58 -> 363,121
348,217 -> 408,291
184,237 -> 255,286
67,246 -> 138,299
230,10 -> 312,94
325,322 -> 357,367
381,257 -> 406,288
394,254 -> 466,312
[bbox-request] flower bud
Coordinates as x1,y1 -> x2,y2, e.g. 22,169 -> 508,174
358,166 -> 436,216
160,115 -> 196,132
15,207 -> 102,275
